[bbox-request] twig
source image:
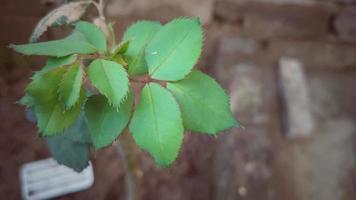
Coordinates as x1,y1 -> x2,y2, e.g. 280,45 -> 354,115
93,0 -> 105,19
114,140 -> 137,200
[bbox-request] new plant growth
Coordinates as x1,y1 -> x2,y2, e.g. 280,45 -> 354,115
11,0 -> 239,172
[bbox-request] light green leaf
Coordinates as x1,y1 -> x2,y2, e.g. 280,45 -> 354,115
47,133 -> 90,172
123,21 -> 161,75
75,21 -> 107,53
30,1 -> 92,42
58,62 -> 83,109
87,59 -> 129,107
32,54 -> 78,80
129,83 -> 183,166
167,70 -> 238,134
145,18 -> 203,81
10,31 -> 97,57
85,91 -> 133,149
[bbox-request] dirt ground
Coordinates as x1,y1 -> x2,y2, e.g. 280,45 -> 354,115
1,1 -> 356,200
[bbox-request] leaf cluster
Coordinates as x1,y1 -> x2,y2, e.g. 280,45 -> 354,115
12,18 -> 238,171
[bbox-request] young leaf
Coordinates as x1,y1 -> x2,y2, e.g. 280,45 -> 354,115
47,134 -> 90,172
145,18 -> 203,81
32,54 -> 77,80
87,59 -> 129,107
58,62 -> 83,109
113,40 -> 130,55
129,83 -> 184,166
123,21 -> 162,75
75,21 -> 107,53
85,91 -> 133,149
10,31 -> 97,57
167,70 -> 238,135
30,1 -> 92,42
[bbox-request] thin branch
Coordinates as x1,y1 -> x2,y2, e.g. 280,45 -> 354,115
129,77 -> 150,84
92,0 -> 105,19
114,140 -> 137,200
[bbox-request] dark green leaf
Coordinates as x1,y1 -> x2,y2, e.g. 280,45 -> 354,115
47,134 -> 90,172
62,113 -> 91,144
167,70 -> 238,134
85,91 -> 133,149
146,18 -> 203,81
129,83 -> 183,166
87,59 -> 129,107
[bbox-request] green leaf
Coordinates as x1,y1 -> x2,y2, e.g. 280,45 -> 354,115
30,1 -> 91,42
112,54 -> 128,67
62,113 -> 91,144
27,68 -> 85,135
32,54 -> 78,80
123,21 -> 162,75
27,67 -> 67,104
129,83 -> 183,166
35,89 -> 86,136
28,108 -> 91,144
113,40 -> 130,55
75,21 -> 107,53
145,18 -> 203,81
17,94 -> 35,107
10,31 -> 97,57
85,91 -> 133,149
87,59 -> 129,107
58,62 -> 83,109
167,70 -> 237,134
47,133 -> 90,172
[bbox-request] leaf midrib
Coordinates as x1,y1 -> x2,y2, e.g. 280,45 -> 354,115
60,64 -> 81,108
149,22 -> 195,76
146,85 -> 164,157
42,103 -> 59,134
97,60 -> 117,105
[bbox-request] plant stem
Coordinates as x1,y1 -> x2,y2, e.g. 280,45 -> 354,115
114,132 -> 140,200
93,0 -> 105,19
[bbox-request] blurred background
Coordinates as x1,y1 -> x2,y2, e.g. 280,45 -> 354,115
1,0 -> 356,199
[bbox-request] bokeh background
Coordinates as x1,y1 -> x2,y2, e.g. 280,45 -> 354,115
1,0 -> 356,199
